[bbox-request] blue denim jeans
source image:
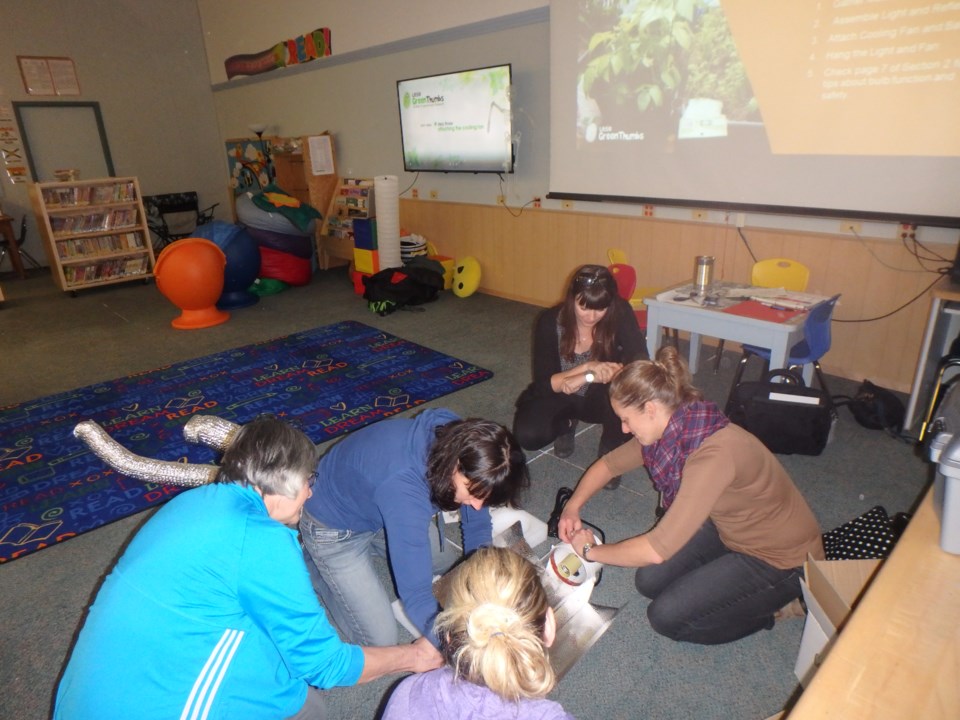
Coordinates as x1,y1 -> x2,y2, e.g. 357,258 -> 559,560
634,519 -> 803,645
299,509 -> 460,646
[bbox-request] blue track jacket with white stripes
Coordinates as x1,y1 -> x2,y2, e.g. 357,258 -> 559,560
54,482 -> 364,719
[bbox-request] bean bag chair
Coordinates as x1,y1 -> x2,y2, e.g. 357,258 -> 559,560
245,225 -> 314,260
236,193 -> 315,237
191,221 -> 261,310
251,182 -> 322,232
259,245 -> 311,286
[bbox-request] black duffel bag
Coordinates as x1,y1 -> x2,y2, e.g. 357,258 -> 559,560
725,368 -> 836,455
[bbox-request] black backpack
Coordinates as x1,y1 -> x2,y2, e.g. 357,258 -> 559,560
833,379 -> 906,437
362,264 -> 444,316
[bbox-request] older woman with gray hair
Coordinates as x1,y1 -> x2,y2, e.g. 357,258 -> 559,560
55,415 -> 441,720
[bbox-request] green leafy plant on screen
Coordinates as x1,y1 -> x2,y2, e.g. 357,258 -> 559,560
580,0 -> 696,116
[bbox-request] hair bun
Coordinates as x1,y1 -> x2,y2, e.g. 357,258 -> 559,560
466,602 -> 519,644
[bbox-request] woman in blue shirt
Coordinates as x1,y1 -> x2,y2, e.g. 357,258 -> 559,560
300,408 -> 529,649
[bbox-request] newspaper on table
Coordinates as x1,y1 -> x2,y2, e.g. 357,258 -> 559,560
656,283 -> 828,310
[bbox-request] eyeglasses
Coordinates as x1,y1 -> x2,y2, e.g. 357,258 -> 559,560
306,471 -> 319,489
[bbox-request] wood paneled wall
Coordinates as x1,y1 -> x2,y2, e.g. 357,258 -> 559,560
400,199 -> 951,392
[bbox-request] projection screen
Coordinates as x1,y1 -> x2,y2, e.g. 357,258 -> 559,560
549,0 -> 960,226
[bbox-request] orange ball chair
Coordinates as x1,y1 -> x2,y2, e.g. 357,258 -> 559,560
154,238 -> 230,329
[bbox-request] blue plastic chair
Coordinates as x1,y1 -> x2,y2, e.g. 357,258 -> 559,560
727,293 -> 842,396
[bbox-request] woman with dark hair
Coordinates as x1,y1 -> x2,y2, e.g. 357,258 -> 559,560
300,408 -> 529,652
513,264 -> 646,480
557,346 -> 823,645
55,416 -> 442,720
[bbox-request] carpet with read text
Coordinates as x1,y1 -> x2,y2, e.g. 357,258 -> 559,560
0,320 -> 492,563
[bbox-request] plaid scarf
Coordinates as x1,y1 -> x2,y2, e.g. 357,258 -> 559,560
641,401 -> 729,509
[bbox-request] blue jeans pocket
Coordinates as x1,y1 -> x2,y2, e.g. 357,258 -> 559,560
307,525 -> 351,544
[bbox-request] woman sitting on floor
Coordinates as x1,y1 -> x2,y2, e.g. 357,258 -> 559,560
512,264 -> 646,486
558,345 -> 822,644
382,546 -> 575,720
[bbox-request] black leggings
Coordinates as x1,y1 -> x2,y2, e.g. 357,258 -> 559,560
512,382 -> 630,453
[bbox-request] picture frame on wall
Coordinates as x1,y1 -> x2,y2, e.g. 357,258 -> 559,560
17,56 -> 81,96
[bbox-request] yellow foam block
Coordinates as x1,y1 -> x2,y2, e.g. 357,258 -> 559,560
354,248 -> 379,275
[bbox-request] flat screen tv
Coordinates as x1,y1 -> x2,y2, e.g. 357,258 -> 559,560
397,63 -> 514,174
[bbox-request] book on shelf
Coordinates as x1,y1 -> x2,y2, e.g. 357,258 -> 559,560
63,255 -> 149,286
41,181 -> 136,208
57,232 -> 145,259
50,208 -> 138,237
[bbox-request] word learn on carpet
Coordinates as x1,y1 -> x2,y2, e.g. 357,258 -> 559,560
0,320 -> 492,563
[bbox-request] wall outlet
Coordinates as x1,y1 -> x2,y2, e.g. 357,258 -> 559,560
411,188 -> 419,199
561,200 -> 574,209
642,204 -> 654,217
497,195 -> 505,205
692,209 -> 708,221
429,189 -> 439,199
736,213 -> 746,228
839,220 -> 861,234
533,197 -> 541,208
900,223 -> 917,242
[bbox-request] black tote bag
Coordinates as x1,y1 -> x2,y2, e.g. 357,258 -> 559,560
725,369 -> 835,456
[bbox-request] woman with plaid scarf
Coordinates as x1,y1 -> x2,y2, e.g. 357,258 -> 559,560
558,345 -> 823,644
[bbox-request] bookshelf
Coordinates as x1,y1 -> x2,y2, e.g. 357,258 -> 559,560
29,176 -> 155,294
319,177 -> 376,267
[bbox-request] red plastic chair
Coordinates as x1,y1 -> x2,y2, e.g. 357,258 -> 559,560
608,263 -> 637,301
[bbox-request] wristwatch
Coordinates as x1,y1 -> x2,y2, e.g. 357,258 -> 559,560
584,371 -> 596,383
582,542 -> 594,560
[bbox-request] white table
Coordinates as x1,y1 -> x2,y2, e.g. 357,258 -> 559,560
645,282 -> 815,384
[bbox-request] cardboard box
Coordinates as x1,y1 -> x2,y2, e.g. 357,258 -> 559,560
794,555 -> 881,687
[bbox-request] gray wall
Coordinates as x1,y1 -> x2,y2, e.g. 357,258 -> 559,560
0,0 -> 230,264
210,17 -> 550,210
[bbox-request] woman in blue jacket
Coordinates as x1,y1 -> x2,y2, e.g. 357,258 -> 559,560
300,408 -> 529,649
54,416 -> 441,720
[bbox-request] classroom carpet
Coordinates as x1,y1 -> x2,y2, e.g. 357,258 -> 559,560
0,320 -> 492,563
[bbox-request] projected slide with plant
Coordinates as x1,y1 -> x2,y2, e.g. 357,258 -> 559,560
553,0 -> 959,220
576,0 -> 959,156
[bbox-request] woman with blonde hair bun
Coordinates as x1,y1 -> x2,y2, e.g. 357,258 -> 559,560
382,547 -> 575,719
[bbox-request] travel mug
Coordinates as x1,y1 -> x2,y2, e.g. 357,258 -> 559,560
693,255 -> 714,294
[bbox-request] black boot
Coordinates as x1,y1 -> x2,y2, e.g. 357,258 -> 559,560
553,420 -> 578,459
